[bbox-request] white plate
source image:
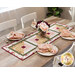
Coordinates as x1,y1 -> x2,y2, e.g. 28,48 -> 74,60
61,32 -> 75,40
7,31 -> 25,41
37,45 -> 58,56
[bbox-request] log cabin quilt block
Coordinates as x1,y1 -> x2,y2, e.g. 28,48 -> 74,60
49,23 -> 69,32
2,40 -> 37,60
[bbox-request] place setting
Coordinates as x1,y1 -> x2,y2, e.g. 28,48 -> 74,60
6,31 -> 25,41
60,29 -> 75,40
37,43 -> 58,56
0,31 -> 25,45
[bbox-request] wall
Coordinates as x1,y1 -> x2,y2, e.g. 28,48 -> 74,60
0,7 -> 47,25
0,7 -> 73,24
61,7 -> 72,20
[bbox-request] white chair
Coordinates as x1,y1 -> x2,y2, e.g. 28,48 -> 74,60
21,12 -> 37,28
0,19 -> 17,43
0,19 -> 17,32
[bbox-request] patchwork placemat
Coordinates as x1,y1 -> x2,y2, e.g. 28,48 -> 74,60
2,23 -> 73,60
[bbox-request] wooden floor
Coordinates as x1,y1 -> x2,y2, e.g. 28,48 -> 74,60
0,16 -> 75,67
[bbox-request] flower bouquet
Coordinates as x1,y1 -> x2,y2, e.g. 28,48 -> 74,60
36,21 -> 50,37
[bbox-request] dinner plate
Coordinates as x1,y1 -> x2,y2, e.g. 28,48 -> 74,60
7,31 -> 25,41
61,32 -> 75,40
37,45 -> 58,56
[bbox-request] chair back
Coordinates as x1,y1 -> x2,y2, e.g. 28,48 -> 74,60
21,12 -> 37,28
0,19 -> 17,32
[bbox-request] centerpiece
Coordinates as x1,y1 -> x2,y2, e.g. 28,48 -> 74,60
36,21 -> 50,37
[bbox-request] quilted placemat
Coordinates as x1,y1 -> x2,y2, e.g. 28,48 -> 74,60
2,23 -> 73,60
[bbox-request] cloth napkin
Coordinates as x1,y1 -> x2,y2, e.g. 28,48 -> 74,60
53,42 -> 75,67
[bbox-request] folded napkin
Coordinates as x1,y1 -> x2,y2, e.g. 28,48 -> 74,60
53,42 -> 75,67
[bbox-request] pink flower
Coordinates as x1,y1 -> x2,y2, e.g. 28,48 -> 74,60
39,22 -> 49,32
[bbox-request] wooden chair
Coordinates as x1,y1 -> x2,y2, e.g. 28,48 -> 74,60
21,12 -> 37,28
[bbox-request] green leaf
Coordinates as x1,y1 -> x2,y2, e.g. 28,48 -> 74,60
47,7 -> 63,17
54,11 -> 60,16
52,7 -> 57,11
55,14 -> 61,17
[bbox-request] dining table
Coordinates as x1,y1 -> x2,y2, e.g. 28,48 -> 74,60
0,16 -> 75,67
